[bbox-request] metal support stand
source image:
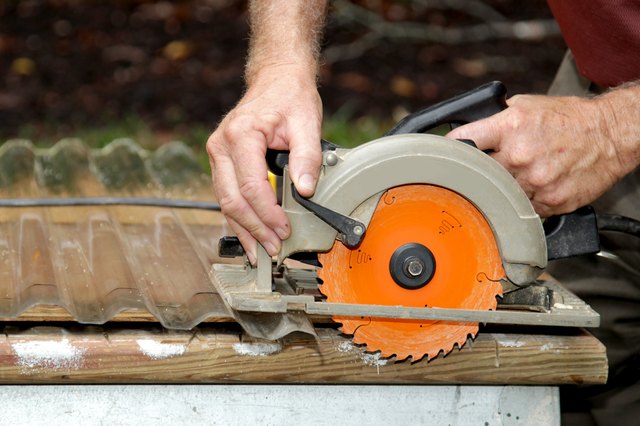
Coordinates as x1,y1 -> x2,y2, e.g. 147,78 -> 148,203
0,385 -> 560,425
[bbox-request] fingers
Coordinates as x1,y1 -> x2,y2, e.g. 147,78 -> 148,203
230,129 -> 290,238
208,102 -> 321,257
208,127 -> 287,260
226,217 -> 258,264
448,94 -> 626,219
446,117 -> 503,152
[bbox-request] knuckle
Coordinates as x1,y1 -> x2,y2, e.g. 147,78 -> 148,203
207,113 -> 268,161
538,191 -> 565,209
206,133 -> 223,158
243,222 -> 263,239
220,203 -> 264,242
223,115 -> 251,140
502,103 -> 528,134
238,179 -> 266,201
217,192 -> 247,219
505,146 -> 531,168
292,149 -> 322,170
508,94 -> 526,105
527,167 -> 553,188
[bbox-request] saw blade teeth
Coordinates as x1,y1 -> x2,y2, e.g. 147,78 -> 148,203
340,327 -> 481,362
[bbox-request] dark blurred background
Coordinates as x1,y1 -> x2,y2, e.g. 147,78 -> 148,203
0,0 -> 566,154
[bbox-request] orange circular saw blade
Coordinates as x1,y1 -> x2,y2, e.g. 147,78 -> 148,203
317,184 -> 505,361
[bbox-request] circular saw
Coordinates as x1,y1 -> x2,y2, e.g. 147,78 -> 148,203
212,82 -> 602,362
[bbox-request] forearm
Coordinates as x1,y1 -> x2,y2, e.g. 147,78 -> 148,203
246,0 -> 328,85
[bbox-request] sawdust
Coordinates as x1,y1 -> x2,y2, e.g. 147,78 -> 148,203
553,303 -> 574,310
539,342 -> 568,353
232,342 -> 283,357
136,339 -> 187,360
491,333 -> 526,348
337,340 -> 389,368
12,338 -> 86,372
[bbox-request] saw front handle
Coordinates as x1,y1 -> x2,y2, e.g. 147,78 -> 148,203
385,80 -> 507,135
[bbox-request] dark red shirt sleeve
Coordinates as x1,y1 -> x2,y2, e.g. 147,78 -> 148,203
547,0 -> 640,87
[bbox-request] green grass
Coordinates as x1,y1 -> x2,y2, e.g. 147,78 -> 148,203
3,115 -> 214,172
11,115 -> 153,149
322,111 -> 388,148
2,111 -> 392,174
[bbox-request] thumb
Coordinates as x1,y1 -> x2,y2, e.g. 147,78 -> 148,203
446,118 -> 501,152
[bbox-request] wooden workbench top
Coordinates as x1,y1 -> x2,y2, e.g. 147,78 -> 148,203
0,324 -> 607,385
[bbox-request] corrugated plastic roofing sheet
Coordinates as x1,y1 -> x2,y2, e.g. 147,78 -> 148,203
0,138 -> 236,329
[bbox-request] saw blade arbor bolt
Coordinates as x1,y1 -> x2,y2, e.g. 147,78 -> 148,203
404,257 -> 424,277
389,242 -> 436,290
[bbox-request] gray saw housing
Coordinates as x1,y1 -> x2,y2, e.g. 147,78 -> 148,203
279,133 -> 547,285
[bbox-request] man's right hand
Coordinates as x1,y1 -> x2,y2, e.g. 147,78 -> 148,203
206,66 -> 323,264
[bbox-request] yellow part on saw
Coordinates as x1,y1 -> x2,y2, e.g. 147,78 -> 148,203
317,184 -> 505,361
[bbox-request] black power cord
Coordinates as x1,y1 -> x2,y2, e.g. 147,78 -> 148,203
0,197 -> 221,211
1,198 -> 639,240
596,213 -> 640,238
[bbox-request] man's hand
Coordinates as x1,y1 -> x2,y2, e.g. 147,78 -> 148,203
207,67 -> 323,264
447,90 -> 640,217
207,0 -> 327,263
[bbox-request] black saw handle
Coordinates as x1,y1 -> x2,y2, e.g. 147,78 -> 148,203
385,80 -> 507,135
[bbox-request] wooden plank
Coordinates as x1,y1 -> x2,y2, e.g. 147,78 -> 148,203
0,325 -> 607,385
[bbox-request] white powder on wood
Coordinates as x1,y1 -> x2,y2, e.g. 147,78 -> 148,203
136,339 -> 187,360
492,333 -> 526,348
12,338 -> 86,371
553,303 -> 574,310
337,340 -> 388,367
232,342 -> 282,357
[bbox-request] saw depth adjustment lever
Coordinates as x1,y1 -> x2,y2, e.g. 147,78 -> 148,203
291,184 -> 366,248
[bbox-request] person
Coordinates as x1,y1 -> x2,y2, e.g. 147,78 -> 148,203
207,1 -> 640,423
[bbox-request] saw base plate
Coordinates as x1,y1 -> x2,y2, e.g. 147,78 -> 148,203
211,258 -> 599,330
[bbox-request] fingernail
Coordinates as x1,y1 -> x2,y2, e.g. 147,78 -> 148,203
263,241 -> 279,256
246,249 -> 257,265
298,174 -> 315,194
275,226 -> 289,240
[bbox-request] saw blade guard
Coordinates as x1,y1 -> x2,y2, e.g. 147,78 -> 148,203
280,133 -> 546,285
